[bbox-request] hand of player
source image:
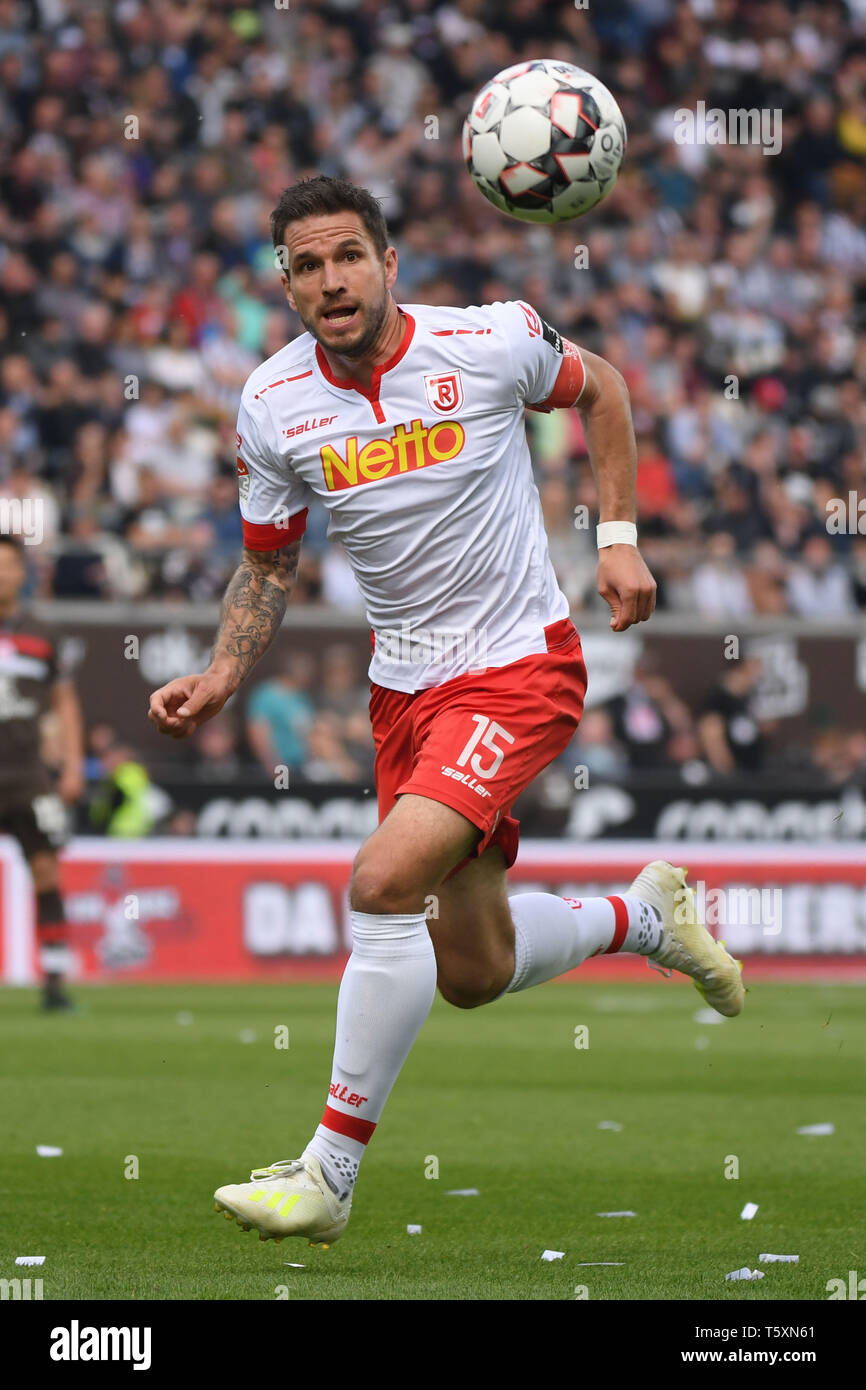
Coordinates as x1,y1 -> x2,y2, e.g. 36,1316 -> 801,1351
57,766 -> 85,804
148,672 -> 233,739
597,545 -> 657,632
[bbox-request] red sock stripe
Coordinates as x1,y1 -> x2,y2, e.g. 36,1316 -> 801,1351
320,1105 -> 377,1146
603,895 -> 629,954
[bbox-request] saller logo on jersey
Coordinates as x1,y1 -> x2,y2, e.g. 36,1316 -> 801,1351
320,418 -> 465,492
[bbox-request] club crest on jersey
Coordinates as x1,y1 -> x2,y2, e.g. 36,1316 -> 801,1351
424,370 -> 464,414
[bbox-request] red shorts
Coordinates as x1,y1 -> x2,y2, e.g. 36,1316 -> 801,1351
369,617 -> 587,870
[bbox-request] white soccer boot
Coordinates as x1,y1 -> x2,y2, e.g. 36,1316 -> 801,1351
629,860 -> 745,1018
214,1153 -> 350,1246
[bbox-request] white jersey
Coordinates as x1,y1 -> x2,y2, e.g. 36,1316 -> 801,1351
236,299 -> 586,693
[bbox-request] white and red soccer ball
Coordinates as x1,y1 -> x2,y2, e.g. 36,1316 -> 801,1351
462,59 -> 626,223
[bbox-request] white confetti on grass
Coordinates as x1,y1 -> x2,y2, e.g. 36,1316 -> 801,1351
176,1011 -> 193,1026
15,1256 -> 45,1266
36,1145 -> 62,1157
597,1210 -> 636,1218
597,1121 -> 623,1132
406,1225 -> 422,1234
541,1250 -> 565,1261
239,1030 -> 257,1044
741,1202 -> 759,1220
445,1189 -> 479,1196
694,1036 -> 710,1050
796,1123 -> 834,1136
283,1262 -> 306,1268
595,995 -> 660,1013
726,1267 -> 764,1281
759,1253 -> 799,1263
577,1262 -> 625,1267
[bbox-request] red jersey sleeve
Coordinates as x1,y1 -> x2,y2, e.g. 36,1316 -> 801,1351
526,338 -> 586,413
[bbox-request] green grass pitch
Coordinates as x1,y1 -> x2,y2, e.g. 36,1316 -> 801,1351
2,979 -> 863,1301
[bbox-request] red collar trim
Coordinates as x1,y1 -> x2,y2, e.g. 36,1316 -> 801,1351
314,309 -> 415,407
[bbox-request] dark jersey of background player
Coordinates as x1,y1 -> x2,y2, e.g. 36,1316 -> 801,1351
0,535 -> 84,1009
0,611 -> 67,802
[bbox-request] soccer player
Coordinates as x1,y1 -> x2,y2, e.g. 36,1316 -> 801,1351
148,177 -> 744,1247
0,534 -> 84,1009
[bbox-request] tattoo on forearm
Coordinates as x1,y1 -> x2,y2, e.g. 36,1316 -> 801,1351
212,542 -> 301,686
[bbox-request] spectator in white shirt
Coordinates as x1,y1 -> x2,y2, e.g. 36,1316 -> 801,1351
693,530 -> 754,617
787,532 -> 855,617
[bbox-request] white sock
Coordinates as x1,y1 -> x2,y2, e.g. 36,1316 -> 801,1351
39,943 -> 72,974
505,893 -> 662,993
306,909 -> 437,1199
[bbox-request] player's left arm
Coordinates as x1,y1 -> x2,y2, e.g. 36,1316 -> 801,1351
508,299 -> 655,631
575,347 -> 656,632
51,678 -> 85,804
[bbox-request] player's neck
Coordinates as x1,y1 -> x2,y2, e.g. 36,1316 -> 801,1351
319,300 -> 405,392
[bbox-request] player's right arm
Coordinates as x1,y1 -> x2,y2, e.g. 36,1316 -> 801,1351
148,541 -> 301,738
149,377 -> 311,739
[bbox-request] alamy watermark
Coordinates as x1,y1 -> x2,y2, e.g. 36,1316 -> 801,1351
675,881 -> 783,936
1,1277 -> 43,1299
0,497 -> 44,545
49,1322 -> 151,1369
826,492 -> 865,535
375,621 -> 488,671
673,102 -> 782,156
826,1270 -> 866,1299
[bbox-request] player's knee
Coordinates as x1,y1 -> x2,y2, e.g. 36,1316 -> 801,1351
349,855 -> 422,914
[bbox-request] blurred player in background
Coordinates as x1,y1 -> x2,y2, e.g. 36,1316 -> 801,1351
149,178 -> 744,1248
0,534 -> 84,1009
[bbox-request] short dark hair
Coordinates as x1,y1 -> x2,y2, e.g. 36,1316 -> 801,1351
0,534 -> 24,556
270,176 -> 389,264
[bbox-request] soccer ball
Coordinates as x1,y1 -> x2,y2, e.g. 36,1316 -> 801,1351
462,59 -> 626,223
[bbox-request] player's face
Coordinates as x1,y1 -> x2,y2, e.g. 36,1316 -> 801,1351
281,214 -> 397,359
0,546 -> 24,606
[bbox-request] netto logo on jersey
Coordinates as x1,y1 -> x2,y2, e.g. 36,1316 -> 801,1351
320,417 -> 465,492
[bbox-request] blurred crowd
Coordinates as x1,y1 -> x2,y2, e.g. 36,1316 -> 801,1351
555,650 -> 866,792
75,640 -> 379,835
1,0 -> 866,621
72,634 -> 865,839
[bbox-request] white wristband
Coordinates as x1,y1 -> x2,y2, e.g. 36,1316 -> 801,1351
597,521 -> 638,549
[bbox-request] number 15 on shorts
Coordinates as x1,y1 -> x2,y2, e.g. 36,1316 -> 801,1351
455,713 -> 515,779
